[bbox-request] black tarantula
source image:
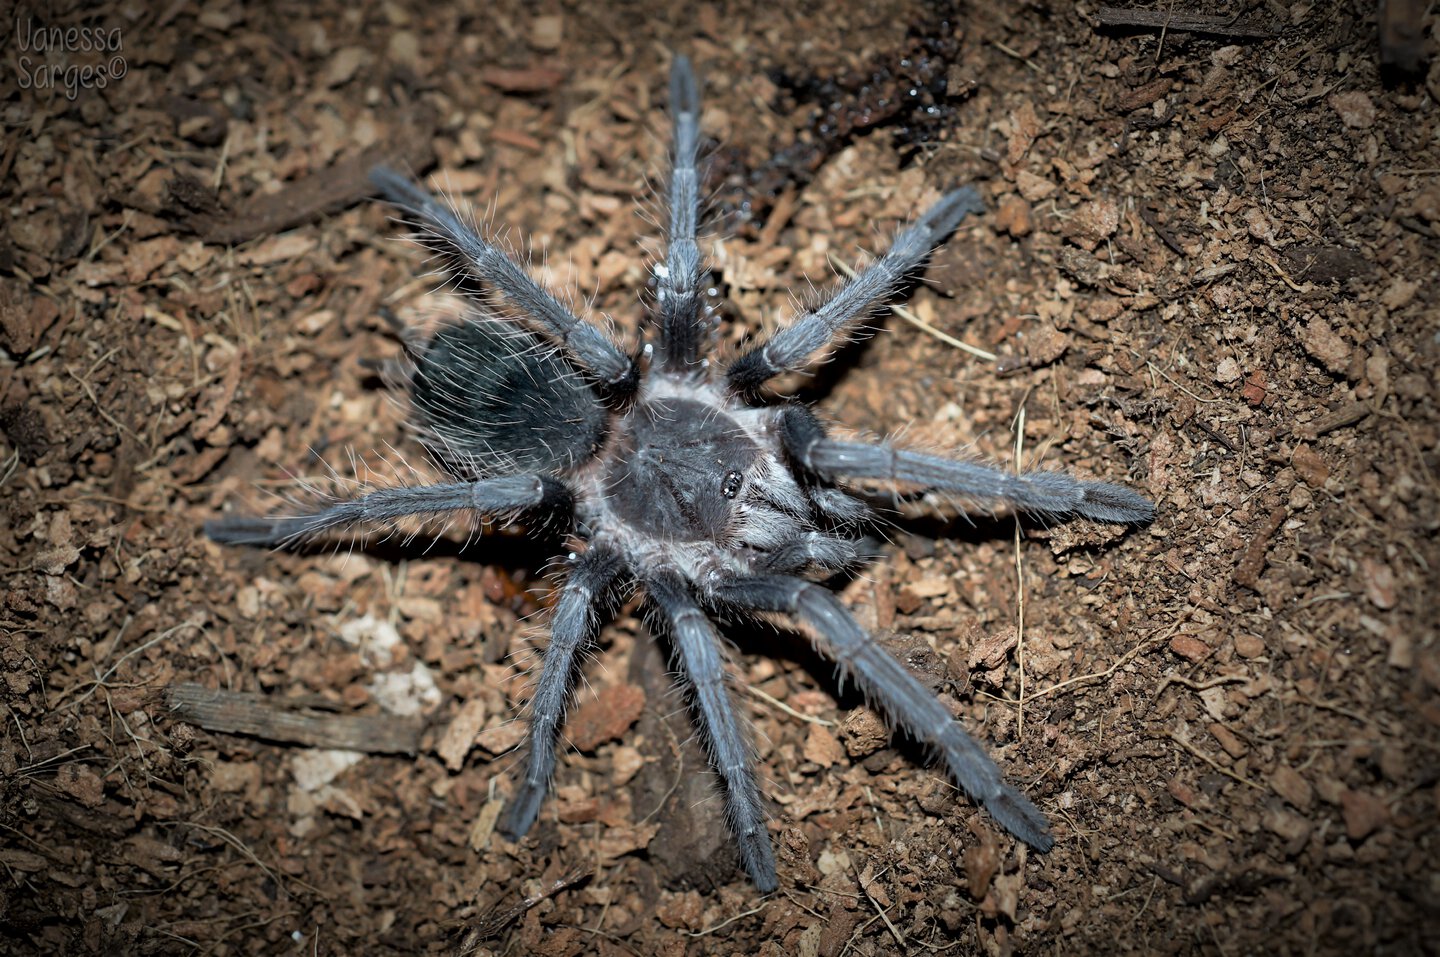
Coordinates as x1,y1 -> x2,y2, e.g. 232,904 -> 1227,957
207,56 -> 1154,892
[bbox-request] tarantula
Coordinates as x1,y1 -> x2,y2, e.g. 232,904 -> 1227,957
207,56 -> 1154,892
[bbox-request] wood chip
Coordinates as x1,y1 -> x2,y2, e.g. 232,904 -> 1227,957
567,683 -> 645,752
1233,507 -> 1287,591
437,697 -> 489,771
481,66 -> 566,92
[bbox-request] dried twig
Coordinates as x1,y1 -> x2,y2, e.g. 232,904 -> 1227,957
165,683 -> 424,754
186,119 -> 437,245
1095,6 -> 1277,39
453,866 -> 592,950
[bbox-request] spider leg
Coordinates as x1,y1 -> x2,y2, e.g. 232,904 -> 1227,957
500,547 -> 627,840
646,570 -> 778,892
726,186 -> 984,394
204,475 -> 571,546
654,54 -> 707,374
806,486 -> 873,527
369,166 -> 638,394
709,575 -> 1055,852
757,532 -> 865,575
778,405 -> 1155,524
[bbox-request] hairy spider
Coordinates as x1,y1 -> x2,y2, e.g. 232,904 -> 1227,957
207,56 -> 1154,893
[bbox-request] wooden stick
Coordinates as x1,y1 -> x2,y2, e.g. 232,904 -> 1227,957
1095,6 -> 1277,39
165,683 -> 424,754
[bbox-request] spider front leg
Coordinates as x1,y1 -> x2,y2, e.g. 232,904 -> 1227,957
709,576 -> 1055,851
369,166 -> 638,394
646,571 -> 778,892
654,54 -> 708,374
204,475 -> 573,546
726,186 -> 984,395
778,405 -> 1155,524
500,547 -> 626,840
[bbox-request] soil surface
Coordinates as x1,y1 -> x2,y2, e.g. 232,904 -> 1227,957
4,1 -> 1438,955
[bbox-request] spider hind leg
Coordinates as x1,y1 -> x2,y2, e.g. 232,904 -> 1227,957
500,548 -> 626,841
648,571 -> 779,892
711,574 -> 1055,853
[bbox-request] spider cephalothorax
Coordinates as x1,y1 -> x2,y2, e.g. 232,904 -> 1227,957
208,56 -> 1154,892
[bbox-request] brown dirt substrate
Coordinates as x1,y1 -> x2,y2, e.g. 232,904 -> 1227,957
3,1 -> 1438,954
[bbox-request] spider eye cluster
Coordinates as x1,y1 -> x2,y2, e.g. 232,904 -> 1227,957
720,469 -> 744,499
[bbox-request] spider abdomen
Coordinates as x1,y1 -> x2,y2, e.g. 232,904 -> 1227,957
409,317 -> 608,478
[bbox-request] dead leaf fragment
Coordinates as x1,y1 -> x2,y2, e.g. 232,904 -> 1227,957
1006,101 -> 1042,165
531,15 -> 563,50
57,764 -> 105,808
1263,806 -> 1312,844
595,822 -> 661,863
1291,445 -> 1330,488
322,47 -> 369,88
1234,635 -> 1266,658
1361,558 -> 1398,610
968,625 -> 1018,672
995,193 -> 1033,237
1297,315 -> 1351,374
237,233 -> 317,267
1241,370 -> 1268,406
839,707 -> 890,758
1271,765 -> 1314,811
1169,633 -> 1212,662
1208,722 -> 1247,759
468,798 -> 503,852
1064,197 -> 1120,251
482,65 -> 565,92
475,722 -> 526,755
981,871 -> 1023,921
1015,170 -> 1056,202
963,840 -> 1000,899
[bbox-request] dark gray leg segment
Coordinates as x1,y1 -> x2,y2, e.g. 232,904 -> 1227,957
727,187 -> 984,393
205,475 -> 571,546
500,547 -> 626,840
647,570 -> 778,892
655,55 -> 708,373
779,406 -> 1154,524
370,166 -> 637,392
710,575 -> 1055,852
